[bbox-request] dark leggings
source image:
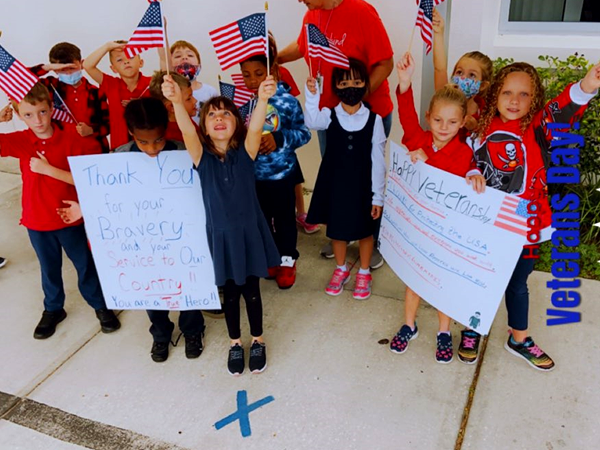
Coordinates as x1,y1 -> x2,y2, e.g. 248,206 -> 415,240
222,276 -> 263,340
505,247 -> 536,331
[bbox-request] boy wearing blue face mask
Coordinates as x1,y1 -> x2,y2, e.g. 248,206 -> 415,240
30,42 -> 110,153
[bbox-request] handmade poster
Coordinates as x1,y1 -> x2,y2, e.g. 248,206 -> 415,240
68,151 -> 220,310
380,142 -> 529,334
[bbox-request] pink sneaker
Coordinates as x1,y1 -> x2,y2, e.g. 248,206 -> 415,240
296,213 -> 320,234
325,268 -> 351,296
353,272 -> 372,300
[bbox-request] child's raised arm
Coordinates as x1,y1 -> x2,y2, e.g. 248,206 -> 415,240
303,77 -> 332,130
245,76 -> 276,160
581,62 -> 600,94
432,9 -> 448,91
83,42 -> 125,85
396,52 -> 415,94
162,74 -> 203,166
0,105 -> 13,123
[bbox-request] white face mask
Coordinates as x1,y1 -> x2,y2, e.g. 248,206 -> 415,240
58,70 -> 83,86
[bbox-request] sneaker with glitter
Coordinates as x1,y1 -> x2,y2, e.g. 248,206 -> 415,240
504,336 -> 555,371
458,329 -> 481,364
436,332 -> 454,364
325,268 -> 351,296
352,272 -> 372,300
390,324 -> 419,354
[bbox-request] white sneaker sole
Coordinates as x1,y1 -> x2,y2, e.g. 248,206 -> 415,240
325,276 -> 351,296
503,341 -> 555,372
436,355 -> 454,364
251,362 -> 267,374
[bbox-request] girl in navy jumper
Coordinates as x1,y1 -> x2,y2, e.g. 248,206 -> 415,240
390,52 -> 485,364
162,75 -> 280,376
467,61 -> 600,371
304,59 -> 386,301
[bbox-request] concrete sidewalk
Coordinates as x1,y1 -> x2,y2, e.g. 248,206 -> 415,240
1,166 -> 599,450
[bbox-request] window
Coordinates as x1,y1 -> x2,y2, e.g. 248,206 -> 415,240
499,0 -> 600,34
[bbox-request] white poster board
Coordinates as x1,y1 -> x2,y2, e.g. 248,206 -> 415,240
380,142 -> 528,334
69,151 -> 220,310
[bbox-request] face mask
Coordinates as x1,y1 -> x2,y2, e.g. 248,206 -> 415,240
175,63 -> 201,82
58,71 -> 83,86
333,86 -> 367,106
451,76 -> 481,99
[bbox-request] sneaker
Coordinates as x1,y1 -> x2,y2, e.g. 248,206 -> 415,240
458,329 -> 481,364
352,272 -> 372,300
320,241 -> 334,258
266,266 -> 279,280
504,336 -> 555,371
325,268 -> 351,296
0,257 -> 6,268
296,213 -> 320,234
249,341 -> 267,373
227,344 -> 245,376
436,333 -> 454,364
151,341 -> 169,362
276,261 -> 296,290
390,324 -> 419,354
184,332 -> 204,359
95,308 -> 121,333
370,248 -> 385,270
33,309 -> 67,339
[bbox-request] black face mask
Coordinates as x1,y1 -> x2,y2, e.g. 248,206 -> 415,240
333,86 -> 367,106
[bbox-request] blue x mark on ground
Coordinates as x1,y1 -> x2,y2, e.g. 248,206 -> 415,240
215,390 -> 275,437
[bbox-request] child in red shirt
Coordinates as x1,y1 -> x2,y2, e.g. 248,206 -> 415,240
29,42 -> 110,153
83,41 -> 151,150
0,83 -> 120,339
149,71 -> 198,143
389,52 -> 485,364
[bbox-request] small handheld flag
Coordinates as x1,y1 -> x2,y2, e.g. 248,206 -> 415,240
50,87 -> 76,124
0,45 -> 38,102
306,24 -> 349,70
414,0 -> 445,54
124,0 -> 166,59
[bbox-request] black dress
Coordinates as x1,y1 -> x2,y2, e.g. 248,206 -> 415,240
196,146 -> 280,286
307,109 -> 376,241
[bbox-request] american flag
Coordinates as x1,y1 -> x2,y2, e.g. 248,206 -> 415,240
0,45 -> 38,103
238,100 -> 252,123
415,0 -> 445,54
231,74 -> 254,106
493,196 -> 531,236
124,0 -> 165,59
219,80 -> 254,108
306,24 -> 349,69
209,13 -> 267,71
50,88 -> 75,124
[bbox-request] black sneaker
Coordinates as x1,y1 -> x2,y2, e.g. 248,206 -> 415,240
184,333 -> 204,359
151,341 -> 169,363
34,309 -> 67,339
249,341 -> 267,374
95,308 -> 121,333
458,329 -> 481,364
227,344 -> 244,376
504,336 -> 555,372
389,323 -> 419,354
436,332 -> 454,364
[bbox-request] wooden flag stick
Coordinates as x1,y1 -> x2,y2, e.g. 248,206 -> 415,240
305,24 -> 313,78
265,2 -> 270,77
408,0 -> 421,52
161,2 -> 171,74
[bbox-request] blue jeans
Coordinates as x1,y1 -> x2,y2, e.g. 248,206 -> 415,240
28,224 -> 106,312
316,112 -> 392,249
505,247 -> 536,331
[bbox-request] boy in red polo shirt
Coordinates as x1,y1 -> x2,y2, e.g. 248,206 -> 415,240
149,71 -> 198,142
83,41 -> 151,150
29,42 -> 110,153
0,84 -> 121,339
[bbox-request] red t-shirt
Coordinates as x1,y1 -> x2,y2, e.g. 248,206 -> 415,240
0,124 -> 101,231
164,120 -> 198,143
297,0 -> 394,117
397,86 -> 475,177
100,73 -> 151,150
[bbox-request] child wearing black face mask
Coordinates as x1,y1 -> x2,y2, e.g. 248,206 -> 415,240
304,59 -> 386,301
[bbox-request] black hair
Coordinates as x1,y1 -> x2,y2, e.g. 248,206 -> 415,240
123,97 -> 169,132
331,58 -> 370,95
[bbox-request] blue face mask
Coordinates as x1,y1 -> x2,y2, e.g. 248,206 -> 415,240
58,71 -> 83,86
451,75 -> 481,99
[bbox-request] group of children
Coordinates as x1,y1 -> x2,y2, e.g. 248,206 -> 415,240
1,16 -> 599,376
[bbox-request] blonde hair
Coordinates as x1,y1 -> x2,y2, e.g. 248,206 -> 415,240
429,84 -> 468,117
170,40 -> 200,61
453,51 -> 493,89
476,62 -> 545,137
149,71 -> 190,104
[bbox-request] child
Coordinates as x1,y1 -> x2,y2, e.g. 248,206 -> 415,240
160,40 -> 218,122
432,9 -> 493,132
304,59 -> 386,300
468,61 -> 600,371
161,75 -> 280,376
389,52 -> 485,363
29,42 -> 110,153
238,36 -> 311,290
149,71 -> 198,143
0,83 -> 120,339
83,41 -> 151,150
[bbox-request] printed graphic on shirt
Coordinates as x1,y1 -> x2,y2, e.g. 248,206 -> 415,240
472,131 -> 526,194
263,103 -> 281,134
